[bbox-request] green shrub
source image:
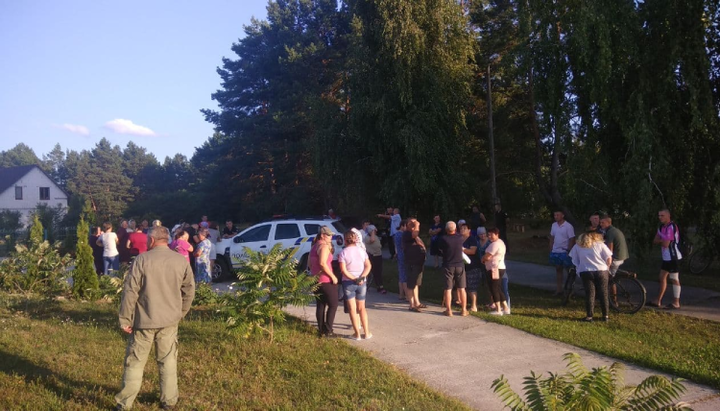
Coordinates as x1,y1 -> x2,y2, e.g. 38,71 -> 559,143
0,210 -> 22,231
492,352 -> 690,410
29,214 -> 44,244
222,244 -> 318,341
96,263 -> 129,302
71,217 -> 99,299
193,282 -> 219,306
0,240 -> 72,297
33,204 -> 66,243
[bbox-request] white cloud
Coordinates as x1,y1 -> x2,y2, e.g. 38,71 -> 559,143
55,123 -> 90,136
104,118 -> 157,136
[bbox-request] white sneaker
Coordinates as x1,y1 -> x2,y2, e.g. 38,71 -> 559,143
503,309 -> 511,315
490,311 -> 503,316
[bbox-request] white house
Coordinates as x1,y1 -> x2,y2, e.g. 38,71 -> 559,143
0,165 -> 68,226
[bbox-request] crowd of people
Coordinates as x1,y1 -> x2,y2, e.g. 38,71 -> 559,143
310,203 -> 682,338
110,205 -> 685,409
550,207 -> 682,322
310,204 -> 512,339
90,216 -> 241,285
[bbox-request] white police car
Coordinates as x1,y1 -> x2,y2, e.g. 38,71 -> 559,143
212,216 -> 346,281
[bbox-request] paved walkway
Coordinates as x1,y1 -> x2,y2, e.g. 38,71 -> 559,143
286,288 -> 720,410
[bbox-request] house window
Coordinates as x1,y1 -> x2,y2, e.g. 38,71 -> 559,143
40,187 -> 50,201
15,186 -> 22,200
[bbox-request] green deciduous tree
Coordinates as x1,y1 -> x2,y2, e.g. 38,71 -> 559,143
337,0 -> 475,216
0,210 -> 22,231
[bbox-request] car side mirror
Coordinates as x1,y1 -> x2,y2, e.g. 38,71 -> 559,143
233,237 -> 244,243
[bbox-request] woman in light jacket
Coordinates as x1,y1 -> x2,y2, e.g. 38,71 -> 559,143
569,232 -> 613,322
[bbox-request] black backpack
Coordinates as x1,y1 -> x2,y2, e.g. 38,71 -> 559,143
664,222 -> 689,260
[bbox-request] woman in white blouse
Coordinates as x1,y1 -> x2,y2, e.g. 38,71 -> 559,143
569,232 -> 613,322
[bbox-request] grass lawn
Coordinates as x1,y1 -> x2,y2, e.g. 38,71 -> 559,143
0,293 -> 470,411
380,261 -> 720,389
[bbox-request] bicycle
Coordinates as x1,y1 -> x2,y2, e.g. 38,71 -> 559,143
562,267 -> 647,314
688,245 -> 717,275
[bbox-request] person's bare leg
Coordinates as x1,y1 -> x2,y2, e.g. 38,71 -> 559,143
555,266 -> 564,294
655,270 -> 669,306
460,288 -> 468,316
347,299 -> 360,338
500,300 -> 509,313
406,283 -> 415,308
443,289 -> 453,316
412,286 -> 420,308
357,300 -> 371,338
455,288 -> 461,305
668,272 -> 681,308
469,292 -> 478,311
399,282 -> 406,299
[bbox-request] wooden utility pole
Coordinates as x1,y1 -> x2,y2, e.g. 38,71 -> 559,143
487,64 -> 497,203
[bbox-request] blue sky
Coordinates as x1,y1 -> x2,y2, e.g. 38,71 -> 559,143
0,0 -> 268,162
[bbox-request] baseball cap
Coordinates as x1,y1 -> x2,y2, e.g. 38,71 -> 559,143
319,226 -> 335,236
366,224 -> 377,233
458,219 -> 466,225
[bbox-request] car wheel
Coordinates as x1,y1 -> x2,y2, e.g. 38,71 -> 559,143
297,253 -> 310,274
212,257 -> 231,282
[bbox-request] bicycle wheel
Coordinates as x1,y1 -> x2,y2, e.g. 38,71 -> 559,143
561,268 -> 577,306
689,247 -> 713,275
610,277 -> 646,314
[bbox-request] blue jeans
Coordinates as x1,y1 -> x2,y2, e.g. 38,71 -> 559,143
501,272 -> 510,309
103,255 -> 119,275
342,280 -> 367,301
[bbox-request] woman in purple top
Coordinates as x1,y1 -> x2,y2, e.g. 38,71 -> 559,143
339,230 -> 372,340
170,230 -> 193,263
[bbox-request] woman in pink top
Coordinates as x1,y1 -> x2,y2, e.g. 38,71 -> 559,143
169,230 -> 194,263
339,230 -> 372,340
310,226 -> 339,338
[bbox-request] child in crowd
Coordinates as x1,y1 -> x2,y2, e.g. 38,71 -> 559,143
170,230 -> 193,263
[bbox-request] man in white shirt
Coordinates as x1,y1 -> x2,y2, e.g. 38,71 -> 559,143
377,208 -> 402,258
549,210 -> 576,295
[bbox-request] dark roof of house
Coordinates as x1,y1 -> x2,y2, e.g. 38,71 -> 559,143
0,165 -> 37,195
0,165 -> 69,200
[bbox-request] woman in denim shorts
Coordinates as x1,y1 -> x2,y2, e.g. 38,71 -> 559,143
339,230 -> 373,340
